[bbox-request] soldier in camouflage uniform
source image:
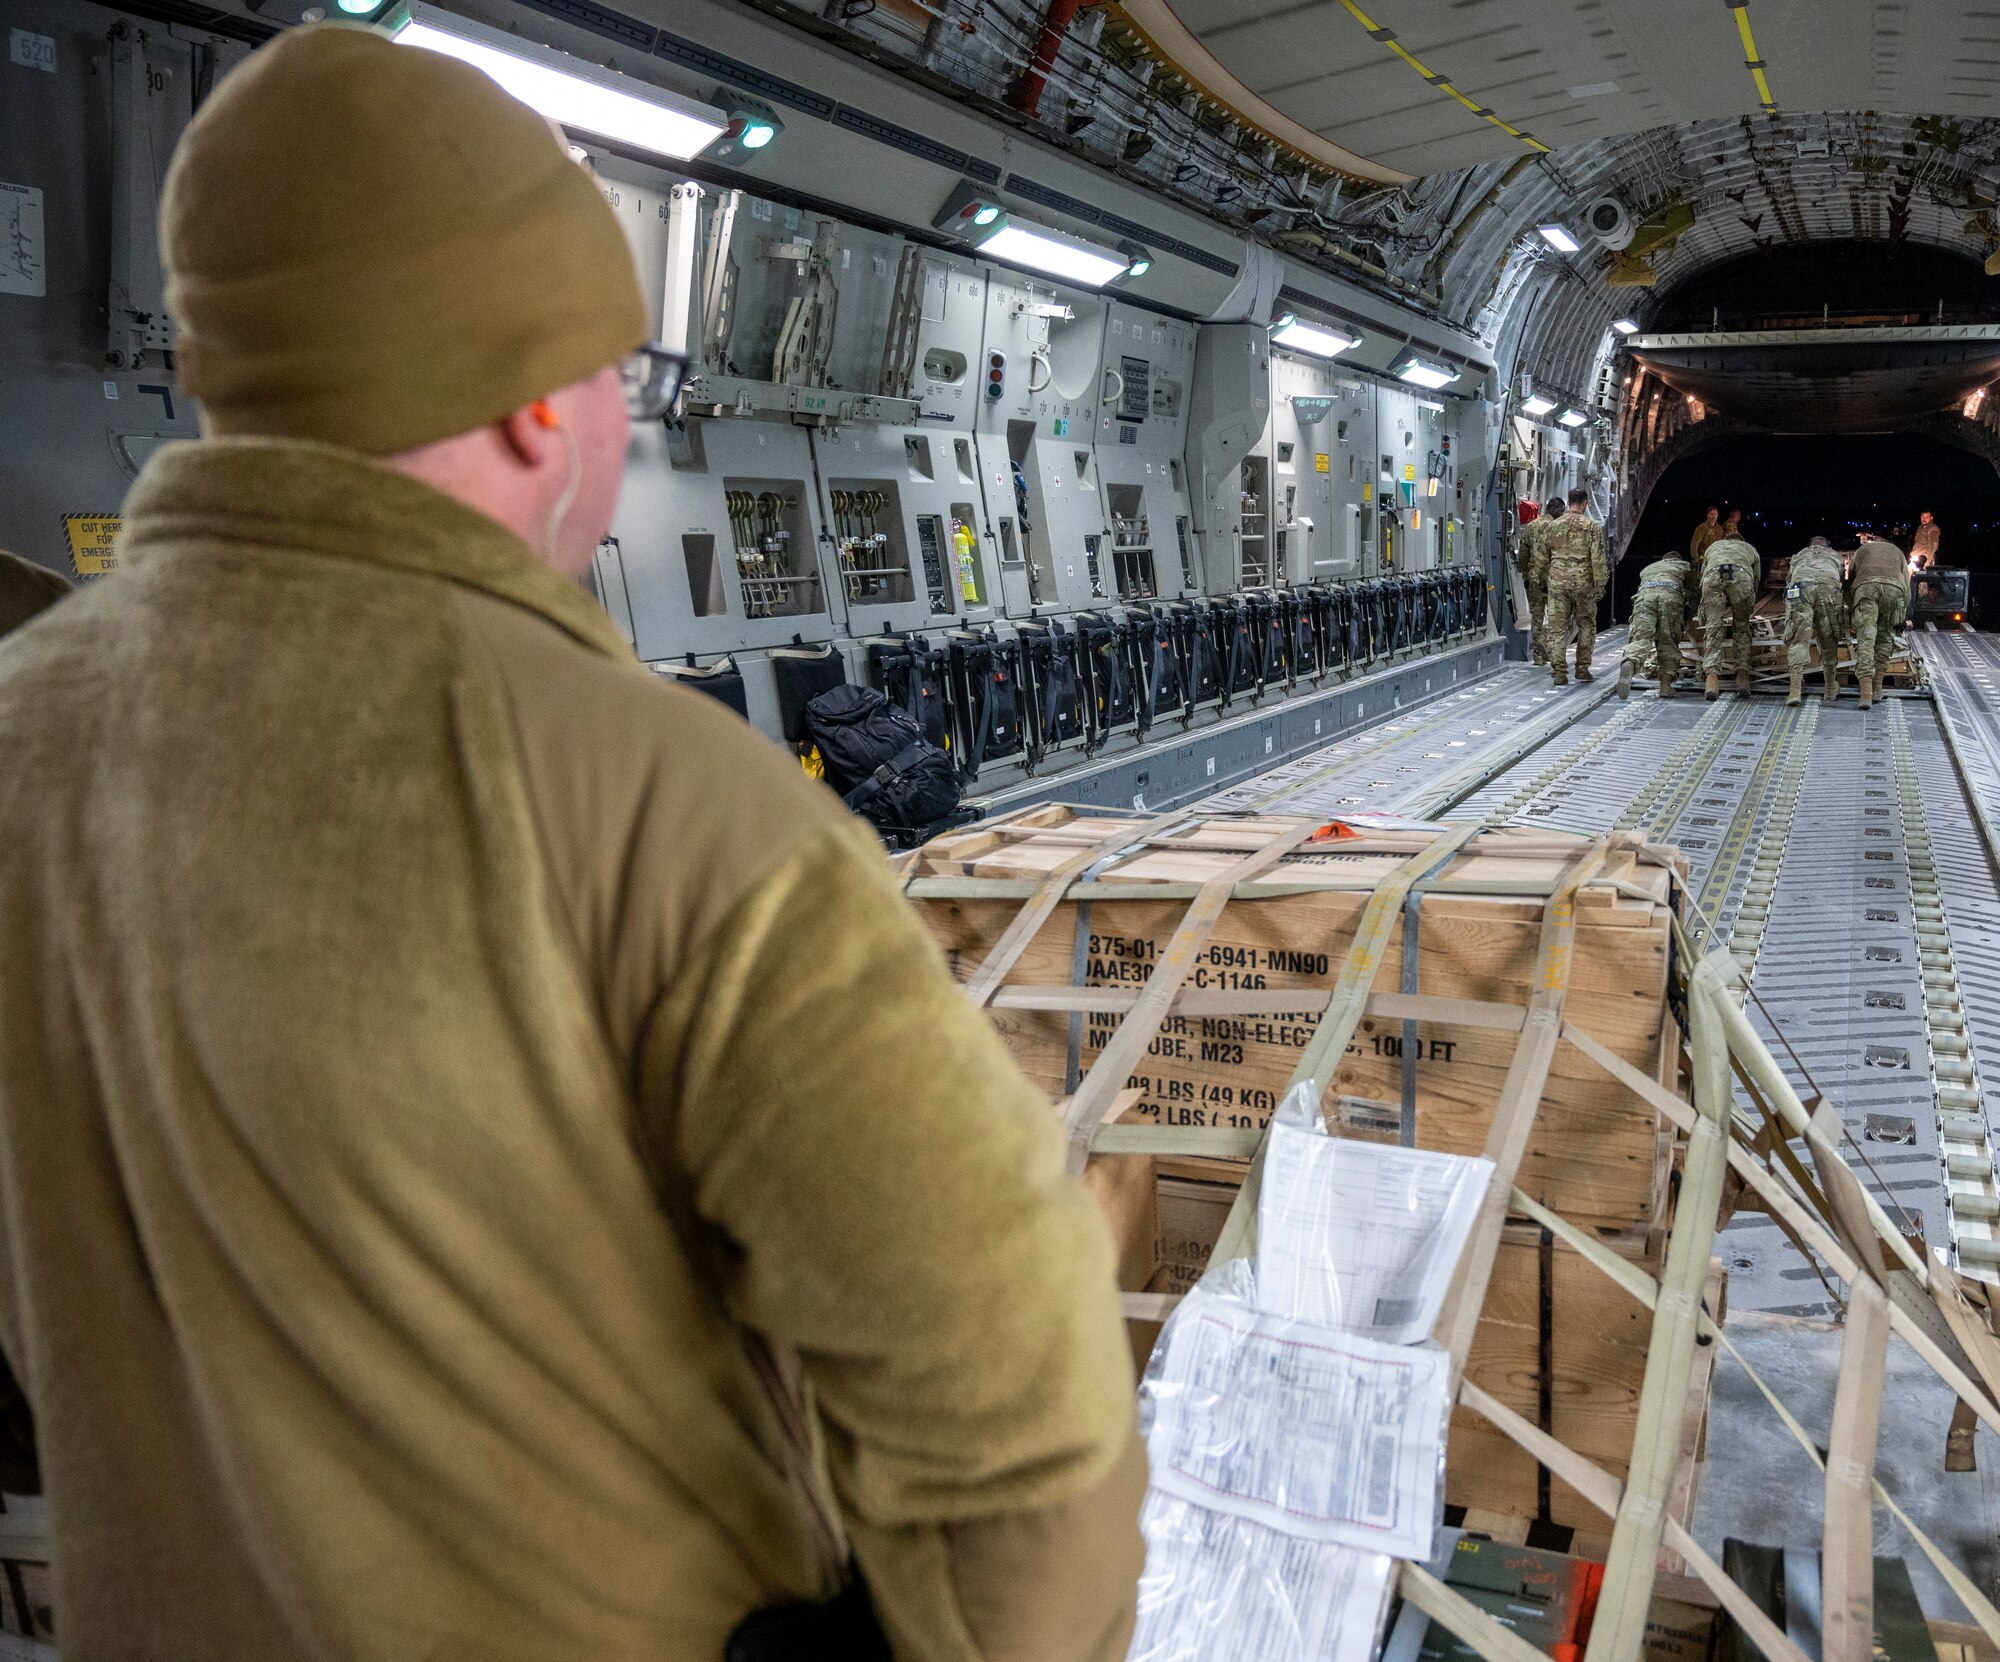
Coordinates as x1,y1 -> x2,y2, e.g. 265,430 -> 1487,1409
1513,496 -> 1564,665
1699,532 -> 1761,698
1617,551 -> 1698,700
1535,488 -> 1607,687
1849,532 -> 1910,710
1782,535 -> 1847,705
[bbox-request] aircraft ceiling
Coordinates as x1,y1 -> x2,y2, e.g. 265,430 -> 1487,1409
538,0 -> 2000,438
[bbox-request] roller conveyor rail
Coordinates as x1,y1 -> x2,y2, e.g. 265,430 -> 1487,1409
1210,633 -> 2000,1302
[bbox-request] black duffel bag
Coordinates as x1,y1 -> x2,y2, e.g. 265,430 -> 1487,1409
804,684 -> 962,847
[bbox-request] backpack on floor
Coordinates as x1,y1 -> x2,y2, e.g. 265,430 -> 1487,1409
804,684 -> 962,847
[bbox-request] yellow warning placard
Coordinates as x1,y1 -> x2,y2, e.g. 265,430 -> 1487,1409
1314,453 -> 1331,473
1402,463 -> 1417,483
63,513 -> 121,579
1362,482 -> 1373,502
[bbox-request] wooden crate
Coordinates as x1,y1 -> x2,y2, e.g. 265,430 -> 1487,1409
913,811 -> 1681,1230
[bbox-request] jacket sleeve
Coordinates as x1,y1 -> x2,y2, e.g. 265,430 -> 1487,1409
636,820 -> 1144,1662
1592,525 -> 1608,592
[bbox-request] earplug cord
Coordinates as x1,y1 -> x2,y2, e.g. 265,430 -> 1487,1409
531,399 -> 583,568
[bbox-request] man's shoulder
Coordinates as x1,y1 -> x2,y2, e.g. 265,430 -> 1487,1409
453,587 -> 839,840
452,587 -> 853,1039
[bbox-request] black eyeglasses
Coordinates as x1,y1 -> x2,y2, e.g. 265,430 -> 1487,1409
621,343 -> 689,421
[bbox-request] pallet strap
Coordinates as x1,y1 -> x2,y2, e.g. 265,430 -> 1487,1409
1208,819 -> 1484,1267
1537,1225 -> 1555,1522
1063,840 -> 1151,1095
1399,879 -> 1439,1146
1583,947 -> 1738,1662
1065,896 -> 1095,1098
962,808 -> 1191,1009
1433,835 -> 1618,1367
1058,816 -> 1328,1176
1453,1377 -> 1816,1662
1821,1276 -> 1890,1662
1565,1018 -> 2000,1440
1403,1565 -> 1554,1662
1705,1302 -> 2000,1654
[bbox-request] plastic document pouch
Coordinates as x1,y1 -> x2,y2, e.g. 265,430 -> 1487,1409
1128,1490 -> 1396,1662
1143,1276 -> 1452,1560
1256,1086 -> 1494,1343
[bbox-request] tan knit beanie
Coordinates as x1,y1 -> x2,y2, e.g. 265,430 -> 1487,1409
160,24 -> 648,454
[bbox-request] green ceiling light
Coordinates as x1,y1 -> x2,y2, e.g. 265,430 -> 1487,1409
335,0 -> 381,14
705,91 -> 784,164
931,179 -> 1010,240
1112,239 -> 1153,282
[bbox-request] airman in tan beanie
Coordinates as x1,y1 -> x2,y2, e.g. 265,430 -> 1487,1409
163,22 -> 646,457
161,22 -> 651,573
0,16 -> 1143,1662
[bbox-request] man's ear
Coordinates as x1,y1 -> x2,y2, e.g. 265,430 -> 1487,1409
496,403 -> 556,470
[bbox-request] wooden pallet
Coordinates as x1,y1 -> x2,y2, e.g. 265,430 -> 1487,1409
907,805 -> 2000,1662
1676,615 -> 1924,688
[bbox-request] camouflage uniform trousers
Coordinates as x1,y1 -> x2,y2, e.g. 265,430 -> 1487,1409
1699,572 -> 1757,676
1624,589 -> 1687,683
1850,579 -> 1908,684
1524,573 -> 1548,663
1540,574 -> 1597,668
1783,580 -> 1844,676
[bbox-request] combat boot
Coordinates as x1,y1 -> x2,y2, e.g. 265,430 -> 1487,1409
1735,667 -> 1752,696
1823,669 -> 1840,702
1857,673 -> 1873,710
1616,660 -> 1634,699
1786,669 -> 1802,706
1705,671 -> 1720,701
1575,659 -> 1594,683
1550,666 -> 1568,687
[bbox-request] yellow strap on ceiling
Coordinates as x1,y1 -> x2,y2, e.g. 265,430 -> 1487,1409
1331,0 -> 1550,155
1732,4 -> 1778,112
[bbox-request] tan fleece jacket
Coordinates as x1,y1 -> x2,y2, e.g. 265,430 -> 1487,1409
0,439 -> 1143,1662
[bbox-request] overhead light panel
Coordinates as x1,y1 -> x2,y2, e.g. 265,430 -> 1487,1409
1271,312 -> 1360,358
1611,317 -> 1639,335
932,180 -> 1136,289
1538,223 -> 1582,253
1396,355 -> 1459,391
1519,394 -> 1559,417
1558,408 -> 1589,428
385,4 -> 728,160
976,220 -> 1132,289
